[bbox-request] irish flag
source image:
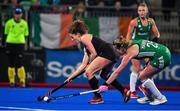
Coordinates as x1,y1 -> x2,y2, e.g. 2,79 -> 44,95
32,13 -> 75,49
32,13 -> 131,49
83,16 -> 132,43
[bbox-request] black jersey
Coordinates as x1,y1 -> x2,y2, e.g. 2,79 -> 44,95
85,37 -> 118,62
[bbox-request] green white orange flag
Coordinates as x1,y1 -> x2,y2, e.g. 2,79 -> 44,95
32,13 -> 75,49
32,13 -> 131,49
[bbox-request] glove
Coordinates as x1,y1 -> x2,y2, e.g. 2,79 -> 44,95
98,83 -> 109,93
151,37 -> 159,43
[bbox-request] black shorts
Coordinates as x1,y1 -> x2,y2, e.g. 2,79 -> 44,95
99,44 -> 118,62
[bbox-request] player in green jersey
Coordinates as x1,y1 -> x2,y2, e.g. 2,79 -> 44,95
3,6 -> 29,87
126,3 -> 160,98
98,37 -> 171,105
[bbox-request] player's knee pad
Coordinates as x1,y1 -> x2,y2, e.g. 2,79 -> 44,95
84,70 -> 93,79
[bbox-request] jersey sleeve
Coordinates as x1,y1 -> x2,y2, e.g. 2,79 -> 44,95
4,21 -> 10,35
24,21 -> 29,37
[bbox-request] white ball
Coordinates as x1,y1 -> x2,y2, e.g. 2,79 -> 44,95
43,96 -> 49,101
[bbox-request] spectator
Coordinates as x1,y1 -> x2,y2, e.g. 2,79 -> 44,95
114,0 -> 121,11
97,0 -> 105,7
30,0 -> 41,11
40,0 -> 61,12
73,1 -> 86,20
6,0 -> 20,19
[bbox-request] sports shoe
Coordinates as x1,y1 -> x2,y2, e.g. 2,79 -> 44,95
130,91 -> 140,98
19,81 -> 26,88
149,95 -> 167,105
137,96 -> 154,104
88,96 -> 104,104
9,82 -> 15,88
123,89 -> 131,103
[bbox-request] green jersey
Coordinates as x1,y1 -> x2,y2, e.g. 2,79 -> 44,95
132,17 -> 152,40
5,18 -> 29,44
132,39 -> 171,69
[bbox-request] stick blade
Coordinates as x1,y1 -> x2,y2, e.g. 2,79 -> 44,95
37,96 -> 44,102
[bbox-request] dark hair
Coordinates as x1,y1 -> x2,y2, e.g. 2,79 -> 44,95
68,20 -> 89,35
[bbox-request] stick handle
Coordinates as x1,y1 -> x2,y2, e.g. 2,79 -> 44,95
80,89 -> 98,95
46,70 -> 85,96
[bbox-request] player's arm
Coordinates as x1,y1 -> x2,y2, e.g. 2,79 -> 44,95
24,21 -> 29,39
150,18 -> 160,42
105,45 -> 139,85
81,34 -> 97,62
126,19 -> 136,41
65,48 -> 89,82
2,21 -> 10,47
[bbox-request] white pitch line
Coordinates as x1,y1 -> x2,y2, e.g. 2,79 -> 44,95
0,106 -> 56,111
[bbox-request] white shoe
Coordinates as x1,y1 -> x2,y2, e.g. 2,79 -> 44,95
149,95 -> 167,105
137,96 -> 154,104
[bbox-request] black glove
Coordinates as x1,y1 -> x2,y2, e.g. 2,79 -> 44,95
103,82 -> 110,86
151,37 -> 159,43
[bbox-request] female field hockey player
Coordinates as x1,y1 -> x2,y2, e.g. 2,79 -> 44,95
98,37 -> 171,105
126,3 -> 160,98
65,20 -> 131,104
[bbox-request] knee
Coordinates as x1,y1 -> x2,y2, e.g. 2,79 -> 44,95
138,74 -> 148,81
85,70 -> 93,79
132,66 -> 141,73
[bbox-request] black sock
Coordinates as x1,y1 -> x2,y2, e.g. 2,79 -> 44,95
88,76 -> 101,98
111,80 -> 125,95
101,74 -> 124,95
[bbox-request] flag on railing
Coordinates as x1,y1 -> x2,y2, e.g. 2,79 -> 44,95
31,13 -> 131,49
32,13 -> 76,49
83,17 -> 120,43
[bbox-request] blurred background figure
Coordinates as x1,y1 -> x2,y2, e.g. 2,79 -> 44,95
97,0 -> 105,7
114,0 -> 121,11
73,1 -> 86,20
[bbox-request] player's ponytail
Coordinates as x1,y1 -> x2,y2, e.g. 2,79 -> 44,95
113,36 -> 131,49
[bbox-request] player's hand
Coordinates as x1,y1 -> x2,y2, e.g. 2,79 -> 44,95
98,85 -> 108,93
64,77 -> 73,83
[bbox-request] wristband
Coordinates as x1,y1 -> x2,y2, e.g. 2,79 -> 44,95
103,82 -> 110,86
151,37 -> 158,43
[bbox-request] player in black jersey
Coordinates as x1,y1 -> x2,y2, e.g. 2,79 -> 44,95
65,20 -> 131,104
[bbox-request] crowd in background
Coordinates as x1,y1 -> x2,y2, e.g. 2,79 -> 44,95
0,0 -> 179,22
0,0 -> 179,15
0,0 -> 180,51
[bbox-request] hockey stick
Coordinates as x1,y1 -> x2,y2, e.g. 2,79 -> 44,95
37,70 -> 85,102
45,89 -> 99,102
